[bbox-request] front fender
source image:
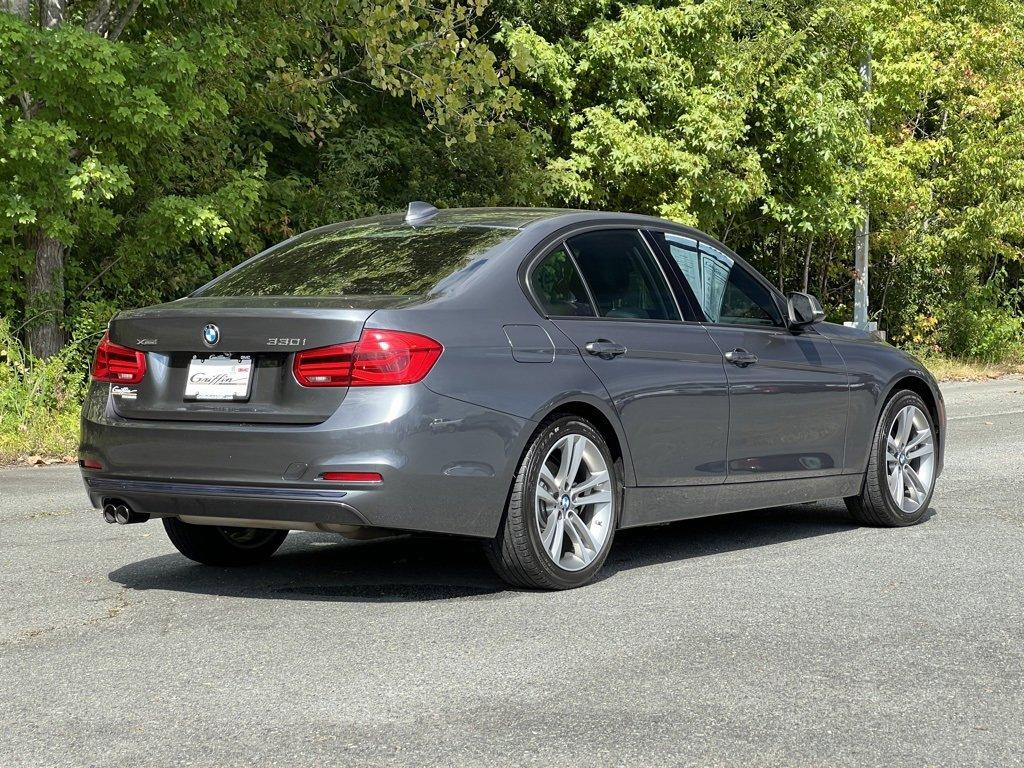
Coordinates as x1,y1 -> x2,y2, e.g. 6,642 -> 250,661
831,333 -> 946,476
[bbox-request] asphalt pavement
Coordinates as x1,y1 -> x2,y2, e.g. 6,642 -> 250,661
1,377 -> 1022,767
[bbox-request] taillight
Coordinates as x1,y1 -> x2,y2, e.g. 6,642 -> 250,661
291,344 -> 354,387
293,329 -> 442,387
91,332 -> 146,384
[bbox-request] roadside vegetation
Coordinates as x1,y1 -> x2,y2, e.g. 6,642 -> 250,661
917,354 -> 1024,383
2,0 -> 1024,462
0,319 -> 91,463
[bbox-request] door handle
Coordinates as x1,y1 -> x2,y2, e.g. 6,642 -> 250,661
724,348 -> 758,367
585,340 -> 627,360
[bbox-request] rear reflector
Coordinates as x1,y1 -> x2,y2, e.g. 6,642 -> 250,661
319,472 -> 383,484
91,332 -> 146,384
80,459 -> 103,470
293,329 -> 442,387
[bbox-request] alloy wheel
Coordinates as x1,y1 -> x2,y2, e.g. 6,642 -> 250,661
885,404 -> 935,514
534,433 -> 614,571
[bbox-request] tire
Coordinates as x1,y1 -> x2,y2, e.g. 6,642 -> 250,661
163,517 -> 288,566
845,389 -> 937,526
486,415 -> 621,589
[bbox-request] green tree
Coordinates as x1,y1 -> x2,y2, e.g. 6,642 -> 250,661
863,0 -> 1024,355
0,0 -> 517,356
3,0 -> 1023,364
499,0 -> 1024,354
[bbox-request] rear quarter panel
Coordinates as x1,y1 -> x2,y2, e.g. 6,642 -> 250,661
366,300 -> 638,488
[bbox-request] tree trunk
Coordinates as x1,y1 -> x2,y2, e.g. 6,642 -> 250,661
40,0 -> 64,28
26,232 -> 66,358
1,0 -> 30,20
820,240 -> 835,302
777,227 -> 785,291
802,238 -> 813,293
12,0 -> 67,358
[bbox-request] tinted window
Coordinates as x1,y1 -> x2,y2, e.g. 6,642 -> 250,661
659,234 -> 781,326
531,247 -> 595,316
566,230 -> 680,321
194,223 -> 512,297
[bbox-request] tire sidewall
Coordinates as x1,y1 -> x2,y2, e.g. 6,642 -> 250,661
163,517 -> 287,566
874,391 -> 936,523
521,417 -> 621,588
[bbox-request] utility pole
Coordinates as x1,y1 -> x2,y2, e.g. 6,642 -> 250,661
852,51 -> 874,332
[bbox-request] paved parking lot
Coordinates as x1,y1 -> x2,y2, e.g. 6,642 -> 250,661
1,378 -> 1022,767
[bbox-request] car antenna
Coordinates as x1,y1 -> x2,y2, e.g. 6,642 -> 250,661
405,201 -> 439,226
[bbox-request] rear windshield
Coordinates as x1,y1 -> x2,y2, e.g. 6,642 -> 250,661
194,223 -> 514,297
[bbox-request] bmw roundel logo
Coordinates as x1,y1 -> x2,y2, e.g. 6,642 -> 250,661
202,323 -> 220,347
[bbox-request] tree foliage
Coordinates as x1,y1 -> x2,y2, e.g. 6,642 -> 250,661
0,0 -> 527,354
1,0 -> 1023,361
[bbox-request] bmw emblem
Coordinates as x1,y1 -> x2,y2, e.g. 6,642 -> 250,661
202,324 -> 220,347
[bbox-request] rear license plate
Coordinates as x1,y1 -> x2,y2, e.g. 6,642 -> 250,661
184,355 -> 253,401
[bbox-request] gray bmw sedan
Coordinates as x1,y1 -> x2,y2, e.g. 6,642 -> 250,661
80,204 -> 945,589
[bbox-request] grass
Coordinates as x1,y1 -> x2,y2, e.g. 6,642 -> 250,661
0,409 -> 79,466
0,318 -> 90,466
917,354 -> 1024,382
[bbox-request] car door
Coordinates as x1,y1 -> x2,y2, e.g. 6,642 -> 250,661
649,231 -> 850,483
529,228 -> 730,489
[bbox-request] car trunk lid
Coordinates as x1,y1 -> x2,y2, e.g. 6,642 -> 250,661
104,296 -> 410,423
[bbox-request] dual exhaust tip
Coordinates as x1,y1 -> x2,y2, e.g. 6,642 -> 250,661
102,501 -> 149,525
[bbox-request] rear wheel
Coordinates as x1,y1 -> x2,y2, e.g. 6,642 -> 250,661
487,416 -> 620,589
163,518 -> 288,566
845,390 -> 937,526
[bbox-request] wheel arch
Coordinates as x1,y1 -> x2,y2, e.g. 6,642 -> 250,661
878,373 -> 944,474
517,396 -> 636,488
545,401 -> 629,479
881,374 -> 939,426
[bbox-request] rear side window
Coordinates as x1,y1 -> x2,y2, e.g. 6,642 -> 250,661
194,223 -> 513,297
531,247 -> 595,317
656,233 -> 782,326
566,230 -> 680,321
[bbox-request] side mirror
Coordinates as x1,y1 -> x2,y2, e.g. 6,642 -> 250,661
786,291 -> 825,330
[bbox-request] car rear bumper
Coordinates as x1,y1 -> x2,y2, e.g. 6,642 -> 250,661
79,381 -> 531,538
83,476 -> 369,527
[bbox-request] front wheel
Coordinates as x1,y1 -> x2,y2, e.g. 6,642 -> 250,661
846,390 -> 937,526
486,416 -> 620,589
163,518 -> 288,566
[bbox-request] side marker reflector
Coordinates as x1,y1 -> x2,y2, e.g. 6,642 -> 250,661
319,472 -> 382,484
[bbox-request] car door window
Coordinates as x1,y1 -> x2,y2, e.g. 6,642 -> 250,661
531,246 -> 595,317
566,230 -> 680,321
657,234 -> 781,326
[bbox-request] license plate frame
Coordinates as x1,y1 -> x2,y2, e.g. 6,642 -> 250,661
183,355 -> 254,402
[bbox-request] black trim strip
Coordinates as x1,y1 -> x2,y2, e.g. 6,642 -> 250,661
86,477 -> 348,502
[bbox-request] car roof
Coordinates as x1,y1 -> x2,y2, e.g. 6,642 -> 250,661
389,207 -> 726,249
288,205 -> 752,281
309,205 -> 752,275
319,206 -> 685,231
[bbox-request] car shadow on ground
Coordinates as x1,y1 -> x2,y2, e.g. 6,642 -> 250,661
108,502 -> 932,603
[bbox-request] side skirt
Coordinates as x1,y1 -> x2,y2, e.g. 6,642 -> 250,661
620,474 -> 863,529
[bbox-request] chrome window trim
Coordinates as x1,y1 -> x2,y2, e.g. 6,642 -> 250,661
634,227 -> 684,322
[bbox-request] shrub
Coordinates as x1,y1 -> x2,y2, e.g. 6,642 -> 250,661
0,315 -> 101,462
898,271 -> 1024,363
